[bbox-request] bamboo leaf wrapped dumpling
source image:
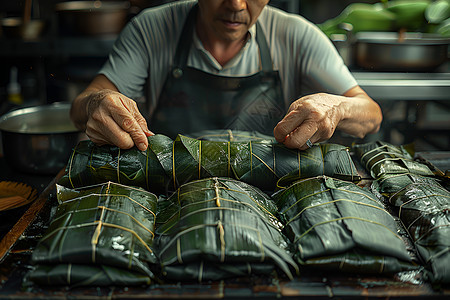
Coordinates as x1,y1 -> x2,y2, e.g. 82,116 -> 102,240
60,134 -> 174,194
60,133 -> 360,194
373,173 -> 443,196
29,182 -> 158,286
353,141 -> 433,179
273,176 -> 414,274
173,135 -> 360,191
155,177 -> 298,281
389,182 -> 450,284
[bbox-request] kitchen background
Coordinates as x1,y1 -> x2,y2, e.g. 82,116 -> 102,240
0,0 -> 449,151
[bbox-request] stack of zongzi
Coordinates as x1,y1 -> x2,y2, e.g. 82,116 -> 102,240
155,177 -> 298,281
28,182 -> 158,286
272,176 -> 414,274
60,133 -> 360,194
389,182 -> 450,284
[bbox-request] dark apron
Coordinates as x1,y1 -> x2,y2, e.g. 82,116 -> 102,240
151,5 -> 285,138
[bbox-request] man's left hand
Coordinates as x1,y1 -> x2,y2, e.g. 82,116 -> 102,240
273,93 -> 344,150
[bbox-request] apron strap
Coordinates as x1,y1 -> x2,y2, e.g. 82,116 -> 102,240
255,21 -> 273,72
173,4 -> 273,72
173,4 -> 197,69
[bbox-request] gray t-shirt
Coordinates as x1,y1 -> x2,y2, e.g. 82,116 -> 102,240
99,0 -> 357,116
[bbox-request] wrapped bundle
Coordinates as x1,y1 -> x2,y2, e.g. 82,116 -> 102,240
60,133 -> 360,194
28,182 -> 157,286
389,182 -> 450,284
155,177 -> 298,281
61,134 -> 174,194
273,176 -> 414,274
353,141 -> 433,179
373,173 -> 442,196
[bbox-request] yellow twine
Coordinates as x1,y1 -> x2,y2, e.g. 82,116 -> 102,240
227,142 -> 231,177
198,140 -> 202,179
250,141 -> 253,177
145,146 -> 150,191
67,144 -> 78,189
172,141 -> 176,190
177,238 -> 183,264
116,148 -> 121,183
91,206 -> 106,262
217,220 -> 226,262
215,181 -> 221,207
252,152 -> 276,175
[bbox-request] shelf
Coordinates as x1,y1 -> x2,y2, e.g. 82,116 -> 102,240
353,71 -> 450,101
0,36 -> 116,58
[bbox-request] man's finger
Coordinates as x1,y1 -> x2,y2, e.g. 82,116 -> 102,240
86,115 -> 135,149
274,108 -> 309,142
133,110 -> 154,137
283,120 -> 317,149
110,108 -> 147,151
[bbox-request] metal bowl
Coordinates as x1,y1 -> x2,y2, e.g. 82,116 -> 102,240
354,32 -> 450,71
0,103 -> 81,175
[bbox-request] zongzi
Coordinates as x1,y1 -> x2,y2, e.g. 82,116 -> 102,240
389,182 -> 450,284
155,177 -> 298,281
273,176 -> 414,274
353,141 -> 433,179
29,182 -> 158,286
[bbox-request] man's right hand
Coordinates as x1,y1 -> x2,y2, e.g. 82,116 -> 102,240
71,75 -> 153,151
86,90 -> 153,151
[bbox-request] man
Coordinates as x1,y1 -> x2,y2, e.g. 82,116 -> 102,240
70,0 -> 382,151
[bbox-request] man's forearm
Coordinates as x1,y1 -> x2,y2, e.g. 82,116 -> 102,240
337,92 -> 382,138
70,74 -> 119,132
70,89 -> 99,132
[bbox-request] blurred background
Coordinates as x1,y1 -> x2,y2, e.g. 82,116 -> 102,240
0,0 -> 449,151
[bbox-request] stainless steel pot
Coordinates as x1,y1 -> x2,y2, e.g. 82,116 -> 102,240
354,32 -> 450,71
55,1 -> 130,36
0,103 -> 81,175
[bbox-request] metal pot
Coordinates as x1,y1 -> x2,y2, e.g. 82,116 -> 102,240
55,1 -> 130,36
0,103 -> 81,175
354,32 -> 450,71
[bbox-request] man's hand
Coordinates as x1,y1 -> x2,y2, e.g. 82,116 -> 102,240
71,75 -> 153,151
274,93 -> 344,150
273,86 -> 382,150
84,90 -> 153,151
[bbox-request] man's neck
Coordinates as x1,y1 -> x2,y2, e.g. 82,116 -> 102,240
196,27 -> 249,67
